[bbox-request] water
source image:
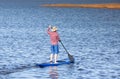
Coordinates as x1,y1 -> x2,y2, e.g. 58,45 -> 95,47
0,0 -> 120,79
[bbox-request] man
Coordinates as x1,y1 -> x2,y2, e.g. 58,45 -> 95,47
47,25 -> 60,63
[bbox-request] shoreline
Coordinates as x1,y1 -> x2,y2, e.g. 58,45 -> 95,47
42,3 -> 120,9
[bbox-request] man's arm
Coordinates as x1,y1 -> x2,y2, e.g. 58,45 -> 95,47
57,34 -> 61,42
47,25 -> 51,34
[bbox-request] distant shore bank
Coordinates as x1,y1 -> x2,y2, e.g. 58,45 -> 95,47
42,3 -> 120,9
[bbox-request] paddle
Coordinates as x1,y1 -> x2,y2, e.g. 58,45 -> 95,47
59,40 -> 74,63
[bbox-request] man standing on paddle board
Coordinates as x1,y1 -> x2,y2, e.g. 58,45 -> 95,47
47,25 -> 60,63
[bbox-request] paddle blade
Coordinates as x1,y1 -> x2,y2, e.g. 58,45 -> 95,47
68,53 -> 74,63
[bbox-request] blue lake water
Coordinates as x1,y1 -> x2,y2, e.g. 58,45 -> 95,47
0,0 -> 120,79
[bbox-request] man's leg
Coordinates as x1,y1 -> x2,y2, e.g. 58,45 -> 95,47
50,45 -> 54,62
54,54 -> 58,63
50,54 -> 53,62
54,45 -> 59,63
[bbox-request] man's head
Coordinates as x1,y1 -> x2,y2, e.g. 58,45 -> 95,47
51,26 -> 57,32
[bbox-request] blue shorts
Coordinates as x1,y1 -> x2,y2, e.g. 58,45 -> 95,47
51,44 -> 59,54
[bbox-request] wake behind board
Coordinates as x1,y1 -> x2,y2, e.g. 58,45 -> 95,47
36,59 -> 73,68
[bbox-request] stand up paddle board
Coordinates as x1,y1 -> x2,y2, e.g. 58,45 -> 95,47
36,59 -> 74,68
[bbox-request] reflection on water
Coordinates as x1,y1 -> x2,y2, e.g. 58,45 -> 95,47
49,66 -> 58,79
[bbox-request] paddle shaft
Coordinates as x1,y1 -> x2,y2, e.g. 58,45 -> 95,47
60,41 -> 70,55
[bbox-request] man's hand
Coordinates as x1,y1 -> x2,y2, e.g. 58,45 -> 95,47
59,40 -> 61,42
48,25 -> 52,28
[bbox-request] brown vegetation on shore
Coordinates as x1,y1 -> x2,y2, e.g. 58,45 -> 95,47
42,3 -> 120,9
